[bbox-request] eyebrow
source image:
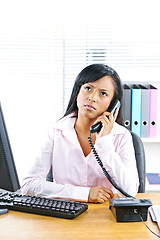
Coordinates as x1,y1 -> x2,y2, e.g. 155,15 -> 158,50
87,83 -> 110,92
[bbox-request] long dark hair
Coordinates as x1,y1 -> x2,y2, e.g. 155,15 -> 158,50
64,64 -> 123,125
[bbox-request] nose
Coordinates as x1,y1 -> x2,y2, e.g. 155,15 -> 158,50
88,91 -> 97,102
88,97 -> 95,102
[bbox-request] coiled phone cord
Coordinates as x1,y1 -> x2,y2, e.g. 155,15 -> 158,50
88,132 -> 133,198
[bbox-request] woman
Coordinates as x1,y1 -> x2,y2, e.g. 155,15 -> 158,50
21,64 -> 139,203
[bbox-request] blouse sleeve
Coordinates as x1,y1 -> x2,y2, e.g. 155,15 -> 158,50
21,127 -> 90,202
94,129 -> 139,197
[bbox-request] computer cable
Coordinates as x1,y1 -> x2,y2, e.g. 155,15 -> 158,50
135,209 -> 160,238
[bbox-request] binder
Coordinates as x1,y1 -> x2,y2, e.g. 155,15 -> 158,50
138,84 -> 150,138
148,85 -> 158,137
146,173 -> 160,184
122,84 -> 131,130
131,85 -> 142,137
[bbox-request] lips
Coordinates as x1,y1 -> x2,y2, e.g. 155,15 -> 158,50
84,104 -> 96,110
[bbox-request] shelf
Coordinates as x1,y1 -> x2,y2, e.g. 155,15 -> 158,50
145,178 -> 160,192
142,138 -> 160,143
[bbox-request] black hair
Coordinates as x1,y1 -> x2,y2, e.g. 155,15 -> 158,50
63,64 -> 123,125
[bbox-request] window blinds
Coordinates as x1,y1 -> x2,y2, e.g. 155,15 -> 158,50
62,0 -> 160,110
0,0 -> 160,115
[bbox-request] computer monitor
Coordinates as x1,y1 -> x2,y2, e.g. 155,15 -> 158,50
0,102 -> 20,192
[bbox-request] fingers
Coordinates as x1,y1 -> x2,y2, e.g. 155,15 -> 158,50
96,114 -> 114,137
88,186 -> 114,203
103,188 -> 114,199
104,107 -> 119,121
99,188 -> 114,203
98,190 -> 112,203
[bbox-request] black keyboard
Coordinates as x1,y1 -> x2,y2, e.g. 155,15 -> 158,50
0,191 -> 88,219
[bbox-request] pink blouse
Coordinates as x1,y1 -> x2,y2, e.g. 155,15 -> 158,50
21,113 -> 139,202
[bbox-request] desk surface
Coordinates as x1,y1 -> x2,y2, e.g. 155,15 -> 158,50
0,193 -> 159,240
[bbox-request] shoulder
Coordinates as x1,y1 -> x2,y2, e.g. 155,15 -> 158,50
95,123 -> 133,153
112,122 -> 132,142
45,113 -> 76,142
112,122 -> 130,135
53,113 -> 77,131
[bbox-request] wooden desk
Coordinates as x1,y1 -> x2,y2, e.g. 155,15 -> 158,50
0,193 -> 159,240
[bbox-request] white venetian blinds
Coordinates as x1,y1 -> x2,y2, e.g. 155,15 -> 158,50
1,0 -> 160,117
62,0 -> 160,110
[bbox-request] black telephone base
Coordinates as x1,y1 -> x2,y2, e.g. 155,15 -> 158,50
109,197 -> 152,222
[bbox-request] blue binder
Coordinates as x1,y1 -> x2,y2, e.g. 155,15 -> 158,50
146,173 -> 160,184
131,85 -> 142,137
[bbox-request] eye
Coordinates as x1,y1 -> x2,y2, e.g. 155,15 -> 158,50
100,91 -> 107,96
84,86 -> 92,91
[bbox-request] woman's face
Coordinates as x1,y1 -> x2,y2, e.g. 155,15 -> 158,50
77,76 -> 115,120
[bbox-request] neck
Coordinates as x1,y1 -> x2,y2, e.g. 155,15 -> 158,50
74,114 -> 96,157
74,114 -> 95,135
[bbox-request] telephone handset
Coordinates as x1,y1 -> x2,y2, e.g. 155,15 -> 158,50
90,99 -> 121,133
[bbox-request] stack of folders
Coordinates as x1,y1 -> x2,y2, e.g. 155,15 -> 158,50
122,84 -> 158,138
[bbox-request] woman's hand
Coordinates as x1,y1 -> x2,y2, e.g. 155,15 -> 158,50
88,186 -> 114,203
96,107 -> 119,138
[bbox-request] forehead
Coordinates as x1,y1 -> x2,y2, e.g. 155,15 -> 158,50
87,76 -> 115,91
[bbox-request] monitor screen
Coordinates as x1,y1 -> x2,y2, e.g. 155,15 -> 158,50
0,103 -> 20,192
